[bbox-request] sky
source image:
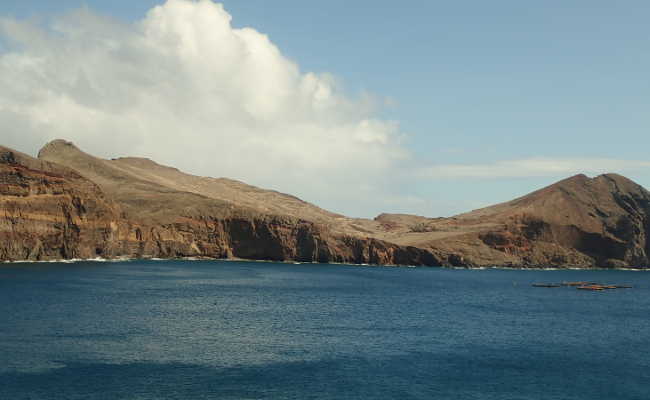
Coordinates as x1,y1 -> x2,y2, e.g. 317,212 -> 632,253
1,0 -> 649,218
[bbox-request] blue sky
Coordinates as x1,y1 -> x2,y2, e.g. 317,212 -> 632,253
1,0 -> 649,217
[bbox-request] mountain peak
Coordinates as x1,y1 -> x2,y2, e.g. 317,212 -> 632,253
596,172 -> 635,184
38,139 -> 83,159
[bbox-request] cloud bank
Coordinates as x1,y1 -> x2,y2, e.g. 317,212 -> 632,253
419,158 -> 650,179
0,0 -> 405,215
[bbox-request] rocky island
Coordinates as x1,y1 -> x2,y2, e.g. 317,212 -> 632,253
1,139 -> 649,269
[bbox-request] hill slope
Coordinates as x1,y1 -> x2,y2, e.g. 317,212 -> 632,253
1,139 -> 649,268
38,140 -> 341,224
0,141 -> 438,265
374,174 -> 650,267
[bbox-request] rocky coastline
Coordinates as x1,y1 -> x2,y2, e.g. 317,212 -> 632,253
2,140 -> 649,269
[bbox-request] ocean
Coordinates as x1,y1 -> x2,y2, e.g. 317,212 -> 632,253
1,260 -> 649,399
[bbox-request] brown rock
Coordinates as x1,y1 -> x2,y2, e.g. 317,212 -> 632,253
2,139 -> 649,269
0,145 -> 121,260
0,141 -> 440,266
381,173 -> 650,268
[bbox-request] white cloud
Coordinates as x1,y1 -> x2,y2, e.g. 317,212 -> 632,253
418,158 -> 650,179
1,1 -> 649,219
0,0 -> 406,215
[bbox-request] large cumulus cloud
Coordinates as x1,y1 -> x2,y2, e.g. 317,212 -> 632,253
0,0 -> 407,216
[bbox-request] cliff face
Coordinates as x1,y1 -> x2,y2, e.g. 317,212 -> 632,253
1,143 -> 440,266
2,139 -> 650,268
95,213 -> 440,266
0,146 -> 120,260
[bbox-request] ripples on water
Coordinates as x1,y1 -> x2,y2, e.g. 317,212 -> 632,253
1,260 -> 649,399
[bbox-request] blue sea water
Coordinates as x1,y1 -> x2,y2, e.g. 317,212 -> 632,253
1,260 -> 649,400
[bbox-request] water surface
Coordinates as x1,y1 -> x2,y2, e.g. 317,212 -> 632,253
1,260 -> 649,399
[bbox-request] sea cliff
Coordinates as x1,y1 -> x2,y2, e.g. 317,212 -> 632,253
2,140 -> 649,269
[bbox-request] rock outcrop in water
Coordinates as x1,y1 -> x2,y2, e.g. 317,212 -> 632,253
2,139 -> 650,269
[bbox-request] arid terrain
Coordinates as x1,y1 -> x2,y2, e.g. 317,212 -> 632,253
2,139 -> 649,268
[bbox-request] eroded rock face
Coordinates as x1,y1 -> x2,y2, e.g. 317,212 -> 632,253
0,144 -> 441,266
3,140 -> 650,269
0,146 -> 120,260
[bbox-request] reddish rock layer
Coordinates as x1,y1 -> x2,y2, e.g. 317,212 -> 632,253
0,146 -> 120,260
1,144 -> 440,266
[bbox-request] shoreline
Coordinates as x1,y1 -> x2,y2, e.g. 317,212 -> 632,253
2,256 -> 649,271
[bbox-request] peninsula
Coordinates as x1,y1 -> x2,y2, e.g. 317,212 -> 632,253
2,139 -> 649,269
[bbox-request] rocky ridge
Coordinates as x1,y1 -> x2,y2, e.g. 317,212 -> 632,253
373,174 -> 650,268
2,141 -> 439,265
2,139 -> 649,268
